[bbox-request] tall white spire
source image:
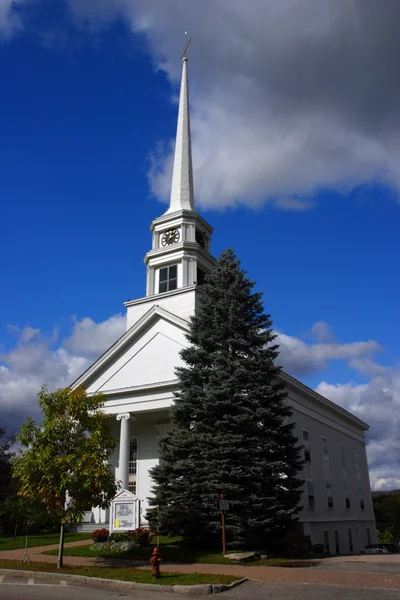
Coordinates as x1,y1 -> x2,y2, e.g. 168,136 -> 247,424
165,56 -> 195,214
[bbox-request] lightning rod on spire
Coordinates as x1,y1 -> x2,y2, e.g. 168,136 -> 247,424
181,32 -> 192,60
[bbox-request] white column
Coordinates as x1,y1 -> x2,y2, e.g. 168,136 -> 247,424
116,413 -> 131,490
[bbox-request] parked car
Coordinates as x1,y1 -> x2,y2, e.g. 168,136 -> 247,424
360,544 -> 390,554
380,543 -> 399,553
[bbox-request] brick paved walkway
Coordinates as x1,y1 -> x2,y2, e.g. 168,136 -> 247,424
1,539 -> 400,591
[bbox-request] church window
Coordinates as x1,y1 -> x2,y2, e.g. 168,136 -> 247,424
334,529 -> 340,554
323,443 -> 333,508
340,444 -> 346,468
348,528 -> 354,553
321,437 -> 329,459
302,429 -> 311,462
128,439 -> 137,495
340,444 -> 350,509
306,479 -> 315,509
323,530 -> 330,554
159,265 -> 178,293
354,450 -> 364,510
326,482 -> 334,509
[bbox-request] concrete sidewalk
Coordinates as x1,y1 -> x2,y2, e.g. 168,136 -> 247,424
1,539 -> 400,591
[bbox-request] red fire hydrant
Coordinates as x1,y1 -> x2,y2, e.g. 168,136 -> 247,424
150,546 -> 161,579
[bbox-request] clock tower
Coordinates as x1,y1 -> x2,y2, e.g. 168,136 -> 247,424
124,55 -> 215,329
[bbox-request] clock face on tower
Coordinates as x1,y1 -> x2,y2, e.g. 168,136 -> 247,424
161,228 -> 180,246
195,230 -> 206,249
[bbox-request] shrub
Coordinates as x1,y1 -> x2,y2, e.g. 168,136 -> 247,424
0,494 -> 59,536
128,527 -> 154,547
311,543 -> 326,556
377,528 -> 396,544
92,528 -> 109,543
264,526 -> 313,558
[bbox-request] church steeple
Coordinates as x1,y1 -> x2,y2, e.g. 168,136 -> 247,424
166,57 -> 195,214
141,50 -> 215,302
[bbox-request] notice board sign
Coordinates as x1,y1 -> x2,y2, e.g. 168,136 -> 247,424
218,499 -> 230,512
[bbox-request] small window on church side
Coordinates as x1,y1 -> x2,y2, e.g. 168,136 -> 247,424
128,439 -> 137,495
159,265 -> 178,293
302,429 -> 311,462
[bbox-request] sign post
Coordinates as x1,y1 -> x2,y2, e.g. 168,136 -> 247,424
218,495 -> 229,556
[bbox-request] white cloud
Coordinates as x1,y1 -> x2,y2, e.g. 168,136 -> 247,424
316,369 -> 400,492
274,322 -> 399,491
372,475 -> 400,493
310,321 -> 336,343
63,0 -> 400,209
273,197 -> 314,212
0,0 -> 23,37
0,314 -> 125,432
1,313 -> 397,491
348,357 -> 388,377
276,331 -> 381,376
4,1 -> 400,208
64,314 -> 126,359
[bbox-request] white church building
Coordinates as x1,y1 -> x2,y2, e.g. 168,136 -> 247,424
71,56 -> 376,555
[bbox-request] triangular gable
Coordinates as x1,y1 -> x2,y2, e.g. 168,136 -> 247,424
94,330 -> 186,393
71,305 -> 190,392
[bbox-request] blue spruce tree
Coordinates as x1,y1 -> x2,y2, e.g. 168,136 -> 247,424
149,249 -> 304,548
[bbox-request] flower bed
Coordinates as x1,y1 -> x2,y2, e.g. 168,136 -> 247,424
91,527 -> 154,548
91,540 -> 134,553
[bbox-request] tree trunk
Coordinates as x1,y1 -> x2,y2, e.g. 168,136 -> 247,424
57,522 -> 65,569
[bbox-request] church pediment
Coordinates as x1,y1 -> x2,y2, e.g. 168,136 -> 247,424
72,306 -> 190,394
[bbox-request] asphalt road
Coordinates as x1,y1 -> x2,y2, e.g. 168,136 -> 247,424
227,581 -> 400,599
315,561 -> 400,574
1,576 -> 400,600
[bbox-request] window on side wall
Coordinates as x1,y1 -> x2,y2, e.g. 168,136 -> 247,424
366,527 -> 371,545
340,444 -> 346,468
348,529 -> 354,553
321,437 -> 329,459
302,429 -> 311,462
306,480 -> 315,509
327,494 -> 334,509
128,439 -> 137,495
323,530 -> 330,554
334,530 -> 340,555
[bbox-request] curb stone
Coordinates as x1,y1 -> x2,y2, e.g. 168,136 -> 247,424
211,578 -> 248,594
0,568 -> 247,595
173,584 -> 212,594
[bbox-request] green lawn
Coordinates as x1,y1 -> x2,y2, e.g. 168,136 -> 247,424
0,559 -> 239,586
0,532 -> 92,551
43,536 -> 319,567
44,536 -> 236,564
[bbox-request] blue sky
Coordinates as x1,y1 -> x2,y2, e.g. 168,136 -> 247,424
1,0 -> 399,490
